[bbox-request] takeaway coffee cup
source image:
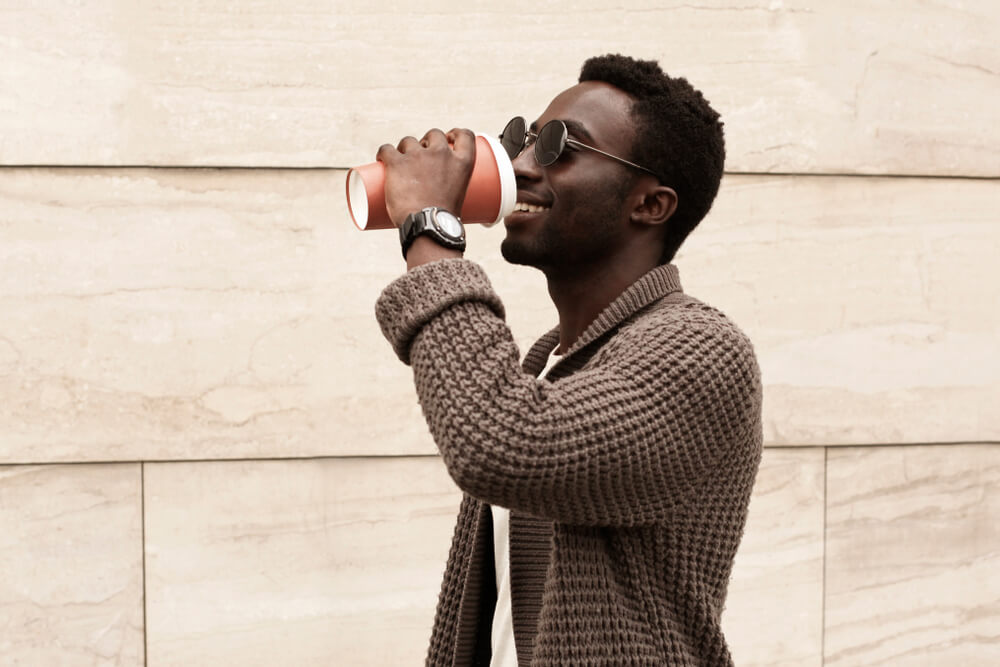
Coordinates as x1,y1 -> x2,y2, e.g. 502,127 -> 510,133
346,133 -> 516,230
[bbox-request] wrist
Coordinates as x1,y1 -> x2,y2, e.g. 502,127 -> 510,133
406,236 -> 464,270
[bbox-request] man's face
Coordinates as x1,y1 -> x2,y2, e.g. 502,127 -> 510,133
500,81 -> 639,275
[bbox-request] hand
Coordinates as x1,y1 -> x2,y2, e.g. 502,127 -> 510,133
376,128 -> 476,228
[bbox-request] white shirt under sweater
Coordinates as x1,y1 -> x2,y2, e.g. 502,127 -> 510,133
490,348 -> 561,667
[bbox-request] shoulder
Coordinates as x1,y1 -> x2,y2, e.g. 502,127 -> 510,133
616,292 -> 756,359
583,292 -> 761,397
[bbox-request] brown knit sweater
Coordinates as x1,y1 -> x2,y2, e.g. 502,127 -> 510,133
376,260 -> 763,666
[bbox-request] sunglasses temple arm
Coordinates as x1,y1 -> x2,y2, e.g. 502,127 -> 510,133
567,139 -> 659,178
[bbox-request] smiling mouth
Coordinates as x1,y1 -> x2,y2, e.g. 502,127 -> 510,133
512,202 -> 551,214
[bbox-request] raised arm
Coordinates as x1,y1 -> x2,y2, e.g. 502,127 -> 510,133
376,259 -> 762,527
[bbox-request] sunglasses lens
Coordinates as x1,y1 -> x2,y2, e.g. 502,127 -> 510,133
500,117 -> 527,160
535,121 -> 566,167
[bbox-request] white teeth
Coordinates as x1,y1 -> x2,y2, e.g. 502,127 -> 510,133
514,202 -> 550,213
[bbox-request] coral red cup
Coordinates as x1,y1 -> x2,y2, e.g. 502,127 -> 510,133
346,133 -> 516,230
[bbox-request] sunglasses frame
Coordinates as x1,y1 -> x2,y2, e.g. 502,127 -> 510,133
500,116 -> 660,180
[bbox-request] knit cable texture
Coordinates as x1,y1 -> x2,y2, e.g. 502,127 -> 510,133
376,259 -> 763,666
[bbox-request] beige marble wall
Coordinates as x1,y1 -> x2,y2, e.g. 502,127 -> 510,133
1,170 -> 996,464
3,449 -> 995,664
0,464 -> 144,665
1,1 -> 997,665
825,444 -> 1000,666
142,450 -> 828,665
1,1 -> 998,175
143,457 -> 460,666
722,447 -> 826,666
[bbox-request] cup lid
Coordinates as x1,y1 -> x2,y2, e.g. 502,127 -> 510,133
476,133 -> 517,227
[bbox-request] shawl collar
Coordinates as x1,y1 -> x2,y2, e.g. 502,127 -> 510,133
522,263 -> 683,376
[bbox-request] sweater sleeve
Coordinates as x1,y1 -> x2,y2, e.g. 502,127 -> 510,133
376,259 -> 762,527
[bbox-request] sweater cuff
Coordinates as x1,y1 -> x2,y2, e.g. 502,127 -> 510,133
375,258 -> 506,364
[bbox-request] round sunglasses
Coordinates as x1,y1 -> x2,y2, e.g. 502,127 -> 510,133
499,116 -> 659,180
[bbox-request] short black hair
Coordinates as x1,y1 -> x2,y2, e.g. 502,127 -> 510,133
579,54 -> 725,263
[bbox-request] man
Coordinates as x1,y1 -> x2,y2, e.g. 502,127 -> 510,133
374,54 -> 762,666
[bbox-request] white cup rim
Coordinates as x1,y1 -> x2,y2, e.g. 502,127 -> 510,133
477,133 -> 517,227
347,168 -> 370,230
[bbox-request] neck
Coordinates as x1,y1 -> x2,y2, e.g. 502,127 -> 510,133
545,254 -> 659,354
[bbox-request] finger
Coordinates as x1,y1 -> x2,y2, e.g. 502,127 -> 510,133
421,128 -> 448,149
447,128 -> 477,162
396,135 -> 421,153
376,143 -> 400,164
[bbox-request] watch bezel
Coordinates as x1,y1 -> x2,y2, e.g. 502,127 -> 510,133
431,209 -> 464,239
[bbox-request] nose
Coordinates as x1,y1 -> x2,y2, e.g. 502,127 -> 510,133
511,142 -> 543,184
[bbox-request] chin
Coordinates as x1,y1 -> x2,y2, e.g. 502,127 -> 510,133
499,238 -> 536,267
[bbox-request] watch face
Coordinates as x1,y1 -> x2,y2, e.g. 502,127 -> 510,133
434,210 -> 464,238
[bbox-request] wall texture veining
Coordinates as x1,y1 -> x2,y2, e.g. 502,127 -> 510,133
1,2 -> 998,664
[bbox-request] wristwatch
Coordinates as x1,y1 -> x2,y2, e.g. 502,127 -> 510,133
399,207 -> 466,259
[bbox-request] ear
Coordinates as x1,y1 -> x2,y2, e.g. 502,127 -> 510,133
629,184 -> 678,228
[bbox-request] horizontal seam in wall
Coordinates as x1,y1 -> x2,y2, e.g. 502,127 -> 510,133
0,164 -> 997,181
1,441 -> 998,466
